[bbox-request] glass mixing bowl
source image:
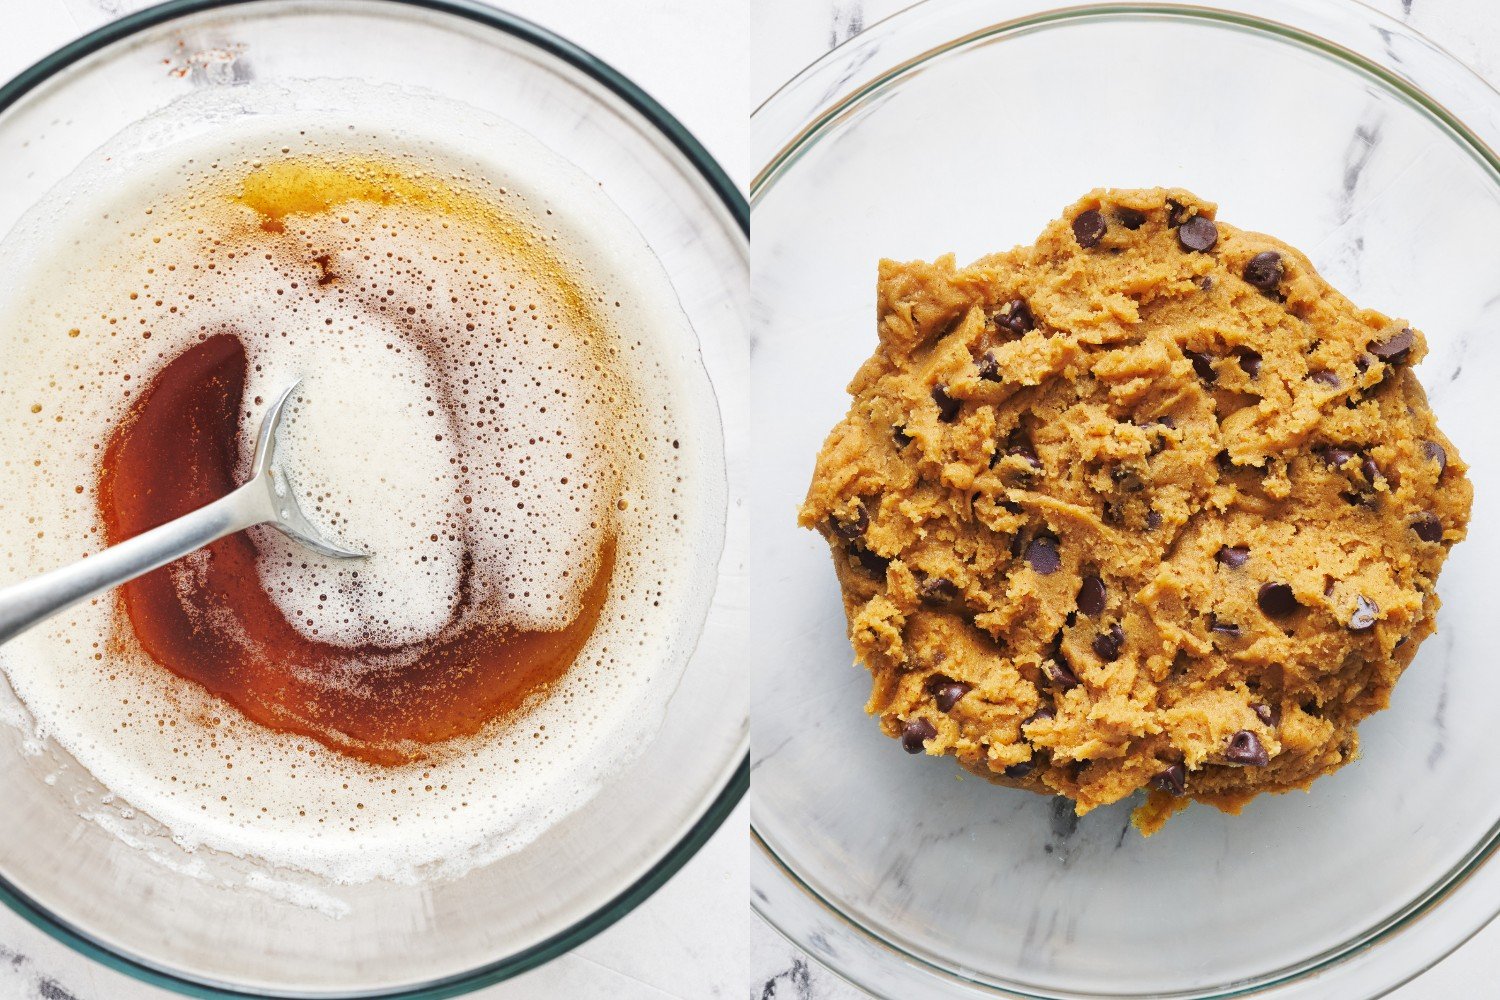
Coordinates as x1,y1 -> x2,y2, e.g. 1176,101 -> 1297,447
750,1 -> 1500,997
0,1 -> 747,996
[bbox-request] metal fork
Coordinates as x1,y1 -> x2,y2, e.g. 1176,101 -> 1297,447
0,381 -> 366,647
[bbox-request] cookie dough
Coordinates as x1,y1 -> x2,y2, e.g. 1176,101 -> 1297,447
800,188 -> 1472,834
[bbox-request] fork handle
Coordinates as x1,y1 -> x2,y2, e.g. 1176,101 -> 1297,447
0,479 -> 273,647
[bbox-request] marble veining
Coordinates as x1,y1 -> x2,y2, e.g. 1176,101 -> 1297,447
65,0 -> 123,16
801,0 -> 876,114
1426,627 -> 1455,767
829,0 -> 864,49
752,730 -> 801,772
1375,27 -> 1407,69
1043,797 -> 1079,859
0,944 -> 81,1000
1340,118 -> 1385,214
759,956 -> 814,1000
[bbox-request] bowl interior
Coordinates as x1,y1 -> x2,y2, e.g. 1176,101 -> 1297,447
751,9 -> 1500,996
0,2 -> 747,995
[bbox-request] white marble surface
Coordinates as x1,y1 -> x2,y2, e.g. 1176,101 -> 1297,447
747,1 -> 1500,999
0,1 -> 745,999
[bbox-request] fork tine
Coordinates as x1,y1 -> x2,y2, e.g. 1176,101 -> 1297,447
250,379 -> 369,560
251,378 -> 301,479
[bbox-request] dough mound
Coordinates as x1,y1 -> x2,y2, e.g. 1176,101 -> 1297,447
800,187 -> 1472,834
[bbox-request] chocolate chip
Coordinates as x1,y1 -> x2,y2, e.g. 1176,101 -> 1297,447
1243,251 -> 1284,293
1236,349 -> 1262,378
1208,614 -> 1241,638
1355,353 -> 1373,373
1003,760 -> 1035,779
893,425 -> 912,448
830,502 -> 868,542
1411,512 -> 1443,543
1091,623 -> 1125,661
1177,215 -> 1219,252
931,383 -> 960,423
901,717 -> 937,753
1216,545 -> 1250,568
1077,575 -> 1106,616
1225,730 -> 1269,766
919,575 -> 960,603
1361,455 -> 1382,485
995,298 -> 1035,335
1252,702 -> 1281,726
1044,657 -> 1079,692
1115,206 -> 1147,230
1320,446 -> 1356,470
1150,763 -> 1186,795
977,351 -> 1001,382
1257,582 -> 1299,618
1186,350 -> 1217,384
1025,535 -> 1061,574
1310,369 -> 1340,387
1073,210 -> 1107,249
923,674 -> 954,695
1423,440 -> 1448,475
1145,509 -> 1162,531
851,546 -> 889,576
1371,328 -> 1415,363
1166,199 -> 1190,227
1349,595 -> 1379,631
1008,443 -> 1042,472
1024,706 -> 1056,726
934,681 -> 972,712
1152,415 -> 1177,430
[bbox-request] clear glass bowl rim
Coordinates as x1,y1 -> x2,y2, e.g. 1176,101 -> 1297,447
0,1 -> 749,998
748,1 -> 1500,998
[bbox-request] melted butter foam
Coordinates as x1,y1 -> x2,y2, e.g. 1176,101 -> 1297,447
0,83 -> 723,882
206,156 -> 622,651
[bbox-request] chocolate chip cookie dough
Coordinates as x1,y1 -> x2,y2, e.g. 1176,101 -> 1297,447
800,187 -> 1472,834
